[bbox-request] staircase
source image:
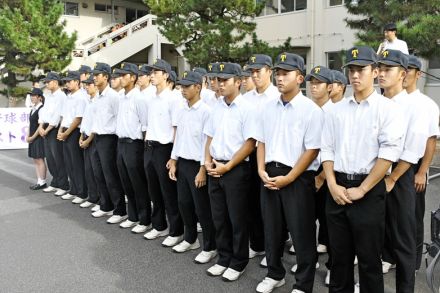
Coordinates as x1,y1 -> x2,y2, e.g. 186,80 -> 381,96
69,14 -> 168,69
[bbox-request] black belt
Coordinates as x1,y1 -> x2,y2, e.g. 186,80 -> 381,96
335,172 -> 368,181
61,127 -> 67,132
214,159 -> 229,164
144,140 -> 172,148
119,138 -> 142,144
266,161 -> 291,169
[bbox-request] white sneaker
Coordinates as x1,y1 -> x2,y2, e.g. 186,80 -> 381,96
61,193 -> 75,200
194,250 -> 217,264
72,197 -> 86,204
317,244 -> 327,254
291,290 -> 305,293
91,205 -> 100,212
354,255 -> 358,265
249,248 -> 265,259
119,219 -> 138,229
162,235 -> 183,247
354,283 -> 360,293
131,224 -> 151,234
222,268 -> 244,282
289,245 -> 295,255
291,262 -> 319,274
325,270 -> 330,286
197,222 -> 202,233
54,189 -> 67,196
125,195 -> 128,203
382,261 -> 396,274
144,228 -> 169,240
173,239 -> 200,253
79,201 -> 94,208
43,186 -> 57,193
107,215 -> 128,224
206,264 -> 227,276
256,277 -> 286,293
260,256 -> 267,268
92,210 -> 113,218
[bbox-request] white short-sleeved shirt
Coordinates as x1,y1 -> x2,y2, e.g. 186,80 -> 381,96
145,88 -> 183,144
171,100 -> 211,165
255,91 -> 324,171
116,87 -> 147,140
60,89 -> 87,128
39,88 -> 66,127
204,95 -> 257,161
91,85 -> 120,135
408,90 -> 440,138
140,85 -> 156,100
80,94 -> 98,136
378,38 -> 409,55
321,91 -> 404,174
391,90 -> 429,164
201,88 -> 219,108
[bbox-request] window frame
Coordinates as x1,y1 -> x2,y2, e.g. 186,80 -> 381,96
257,0 -> 307,17
63,1 -> 79,16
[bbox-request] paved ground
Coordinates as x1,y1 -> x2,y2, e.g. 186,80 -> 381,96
0,149 -> 438,293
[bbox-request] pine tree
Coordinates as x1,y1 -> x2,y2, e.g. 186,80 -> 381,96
0,0 -> 77,97
345,0 -> 440,58
145,0 -> 291,67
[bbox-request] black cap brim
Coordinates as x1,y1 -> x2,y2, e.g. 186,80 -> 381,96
92,70 -> 106,75
342,60 -> 375,68
272,64 -> 302,72
377,60 -> 407,69
177,80 -> 200,86
206,73 -> 218,78
305,73 -> 330,83
247,63 -> 266,70
216,73 -> 236,79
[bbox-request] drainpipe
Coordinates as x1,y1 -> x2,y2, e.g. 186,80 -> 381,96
310,0 -> 315,68
111,0 -> 115,23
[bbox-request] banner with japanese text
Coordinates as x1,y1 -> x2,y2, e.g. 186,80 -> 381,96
0,107 -> 30,149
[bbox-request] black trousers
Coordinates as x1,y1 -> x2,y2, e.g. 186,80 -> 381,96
177,158 -> 216,251
413,160 -> 426,270
63,128 -> 87,198
93,134 -> 126,216
316,180 -> 332,269
83,139 -> 99,204
326,173 -> 386,293
117,140 -> 151,225
43,126 -> 69,190
144,143 -> 183,236
208,162 -> 250,271
248,150 -> 265,252
262,165 -> 317,293
382,166 -> 416,293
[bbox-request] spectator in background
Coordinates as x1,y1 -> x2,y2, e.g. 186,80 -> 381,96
377,23 -> 409,55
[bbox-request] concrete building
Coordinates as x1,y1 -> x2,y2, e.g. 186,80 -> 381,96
253,0 -> 440,101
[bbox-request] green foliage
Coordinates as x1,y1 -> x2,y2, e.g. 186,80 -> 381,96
146,0 -> 289,67
0,0 -> 77,92
345,0 -> 440,58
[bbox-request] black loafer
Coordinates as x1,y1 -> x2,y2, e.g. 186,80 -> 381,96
29,183 -> 47,190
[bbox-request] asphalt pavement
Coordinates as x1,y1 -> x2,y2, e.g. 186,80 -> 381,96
0,149 -> 437,293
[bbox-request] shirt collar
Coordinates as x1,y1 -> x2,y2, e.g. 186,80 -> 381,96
185,99 -> 202,110
221,94 -> 243,107
99,84 -> 111,98
276,90 -> 304,107
156,88 -> 172,98
348,89 -> 380,106
125,87 -> 139,99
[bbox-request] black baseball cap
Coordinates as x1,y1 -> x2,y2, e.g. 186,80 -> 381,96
216,63 -> 242,79
384,23 -> 397,32
241,64 -> 251,77
169,71 -> 177,84
28,88 -> 44,96
111,68 -> 122,79
305,66 -> 333,83
116,62 -> 138,75
41,72 -> 61,82
331,70 -> 348,85
92,62 -> 112,75
151,59 -> 171,75
247,54 -> 272,70
139,64 -> 153,76
62,70 -> 81,81
177,71 -> 203,86
273,53 -> 305,73
377,49 -> 409,69
193,67 -> 208,76
408,55 -> 422,70
78,65 -> 92,74
343,46 -> 377,68
82,76 -> 95,84
207,63 -> 220,78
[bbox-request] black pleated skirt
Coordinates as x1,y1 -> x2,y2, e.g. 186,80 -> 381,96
28,136 -> 45,159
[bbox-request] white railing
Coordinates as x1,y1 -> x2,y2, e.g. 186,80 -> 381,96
72,14 -> 157,58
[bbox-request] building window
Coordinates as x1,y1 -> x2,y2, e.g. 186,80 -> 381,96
329,0 -> 349,6
327,51 -> 344,70
258,0 -> 306,16
429,56 -> 440,69
63,2 -> 78,16
95,3 -> 118,14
